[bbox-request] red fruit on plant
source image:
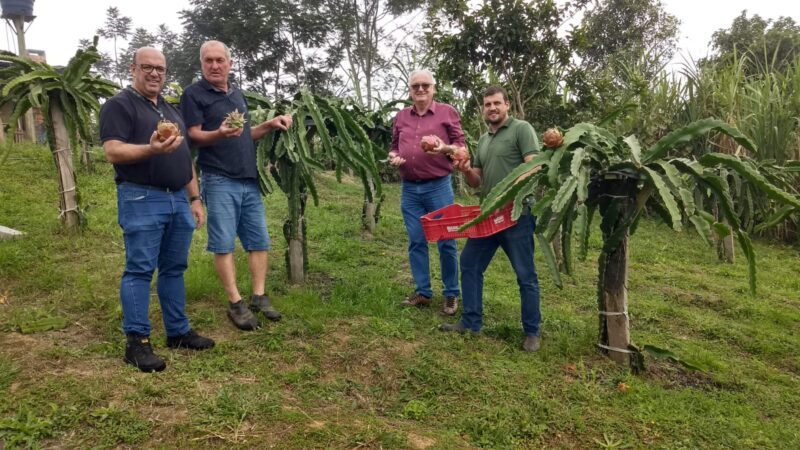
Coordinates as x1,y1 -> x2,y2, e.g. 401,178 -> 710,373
543,128 -> 564,148
420,135 -> 440,153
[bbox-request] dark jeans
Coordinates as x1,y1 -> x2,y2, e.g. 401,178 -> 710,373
400,175 -> 460,298
117,183 -> 194,337
459,214 -> 540,336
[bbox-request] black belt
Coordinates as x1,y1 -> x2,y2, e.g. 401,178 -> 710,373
405,175 -> 446,183
120,181 -> 182,193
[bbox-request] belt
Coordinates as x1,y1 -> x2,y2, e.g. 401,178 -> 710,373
404,175 -> 446,183
120,181 -> 182,193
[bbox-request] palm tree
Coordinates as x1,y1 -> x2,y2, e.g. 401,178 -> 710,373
0,38 -> 118,230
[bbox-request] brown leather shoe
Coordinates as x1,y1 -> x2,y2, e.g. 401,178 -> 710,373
401,293 -> 431,307
442,296 -> 458,316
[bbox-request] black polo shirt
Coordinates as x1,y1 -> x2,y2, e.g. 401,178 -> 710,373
99,88 -> 193,191
180,78 -> 257,180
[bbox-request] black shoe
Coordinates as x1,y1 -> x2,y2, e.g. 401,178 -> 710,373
250,294 -> 282,321
439,322 -> 476,334
124,335 -> 166,372
166,329 -> 215,350
228,300 -> 260,331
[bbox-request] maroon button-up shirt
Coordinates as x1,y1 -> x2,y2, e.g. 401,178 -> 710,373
390,101 -> 466,181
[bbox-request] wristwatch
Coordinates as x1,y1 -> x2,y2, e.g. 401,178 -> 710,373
189,195 -> 202,203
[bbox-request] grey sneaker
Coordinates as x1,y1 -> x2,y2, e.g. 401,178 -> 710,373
228,300 -> 260,331
250,294 -> 282,321
439,322 -> 476,334
442,296 -> 458,316
522,335 -> 541,352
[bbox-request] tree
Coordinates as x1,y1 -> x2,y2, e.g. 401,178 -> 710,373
426,0 -> 574,126
711,11 -> 800,72
180,0 -> 339,98
568,0 -> 680,120
96,6 -> 132,86
467,120 -> 800,369
0,39 -> 119,230
78,38 -> 114,80
118,28 -> 157,74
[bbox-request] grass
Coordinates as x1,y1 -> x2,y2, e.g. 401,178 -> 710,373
1,143 -> 800,448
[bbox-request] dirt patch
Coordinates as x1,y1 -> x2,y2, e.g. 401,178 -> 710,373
305,272 -> 338,301
645,360 -> 742,391
407,432 -> 435,449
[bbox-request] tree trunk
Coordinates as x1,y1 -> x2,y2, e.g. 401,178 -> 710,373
48,98 -> 81,231
362,179 -> 378,236
81,141 -> 93,171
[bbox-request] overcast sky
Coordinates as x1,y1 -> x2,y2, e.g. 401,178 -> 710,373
2,0 -> 799,69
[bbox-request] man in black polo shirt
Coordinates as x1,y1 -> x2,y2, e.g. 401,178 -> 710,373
180,40 -> 292,331
100,47 -> 215,373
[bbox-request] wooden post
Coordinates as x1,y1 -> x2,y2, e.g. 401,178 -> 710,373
48,97 -> 80,230
599,234 -> 631,366
595,173 -> 637,367
12,16 -> 36,143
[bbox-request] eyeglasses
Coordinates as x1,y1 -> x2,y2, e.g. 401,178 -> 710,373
138,64 -> 167,75
410,83 -> 433,91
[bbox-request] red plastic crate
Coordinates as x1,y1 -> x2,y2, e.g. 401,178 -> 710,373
421,203 -> 516,242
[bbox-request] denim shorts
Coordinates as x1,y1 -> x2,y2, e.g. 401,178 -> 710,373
201,173 -> 270,253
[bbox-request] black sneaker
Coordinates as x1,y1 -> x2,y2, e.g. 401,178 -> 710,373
166,329 -> 215,350
439,322 -> 477,334
124,335 -> 166,372
250,294 -> 282,321
228,300 -> 260,331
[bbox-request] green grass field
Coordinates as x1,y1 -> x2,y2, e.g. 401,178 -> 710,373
1,144 -> 800,449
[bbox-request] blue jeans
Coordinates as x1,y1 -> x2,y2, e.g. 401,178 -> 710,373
401,175 -> 459,298
117,183 -> 194,337
459,214 -> 540,335
202,173 -> 270,253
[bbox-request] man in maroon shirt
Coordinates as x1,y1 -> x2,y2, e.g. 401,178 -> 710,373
388,70 -> 465,315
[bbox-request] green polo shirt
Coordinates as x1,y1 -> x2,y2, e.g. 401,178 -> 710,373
473,117 -> 539,197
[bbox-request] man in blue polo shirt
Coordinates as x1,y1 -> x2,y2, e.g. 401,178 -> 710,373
100,47 -> 215,373
180,40 -> 292,331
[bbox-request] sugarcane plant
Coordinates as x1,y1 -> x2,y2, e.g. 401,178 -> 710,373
246,90 -> 383,283
0,37 -> 118,230
463,118 -> 800,369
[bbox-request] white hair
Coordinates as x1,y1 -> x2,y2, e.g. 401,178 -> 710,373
409,69 -> 436,86
199,40 -> 232,61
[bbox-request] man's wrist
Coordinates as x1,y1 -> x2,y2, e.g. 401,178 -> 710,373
189,195 -> 202,203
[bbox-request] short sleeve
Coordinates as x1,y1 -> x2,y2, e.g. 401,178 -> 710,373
179,87 -> 205,128
99,96 -> 132,143
517,122 -> 539,157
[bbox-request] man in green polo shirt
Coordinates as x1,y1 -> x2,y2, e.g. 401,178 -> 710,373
440,86 -> 543,352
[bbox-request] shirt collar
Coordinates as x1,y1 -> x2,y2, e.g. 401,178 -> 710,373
200,77 -> 236,94
411,100 -> 438,117
488,116 -> 514,135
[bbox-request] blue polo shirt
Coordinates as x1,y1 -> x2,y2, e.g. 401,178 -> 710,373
99,88 -> 193,191
180,78 -> 257,180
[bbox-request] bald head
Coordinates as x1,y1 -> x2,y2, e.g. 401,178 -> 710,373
133,47 -> 164,66
130,47 -> 167,100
